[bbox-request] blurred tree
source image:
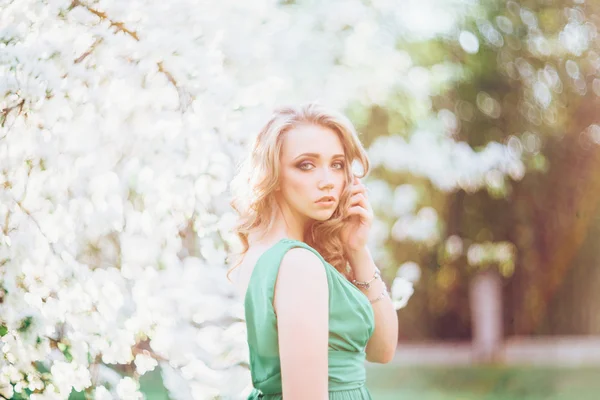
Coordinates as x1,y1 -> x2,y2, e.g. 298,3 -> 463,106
360,0 -> 600,343
446,0 -> 600,337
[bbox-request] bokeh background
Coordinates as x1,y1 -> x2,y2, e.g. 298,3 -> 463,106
1,0 -> 600,399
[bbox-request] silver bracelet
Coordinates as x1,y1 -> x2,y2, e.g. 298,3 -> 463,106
352,269 -> 381,290
369,289 -> 388,304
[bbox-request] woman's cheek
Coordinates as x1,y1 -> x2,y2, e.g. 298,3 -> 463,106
287,171 -> 309,196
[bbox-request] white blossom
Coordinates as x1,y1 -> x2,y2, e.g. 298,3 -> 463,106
390,277 -> 415,310
94,386 -> 113,400
392,184 -> 419,216
466,241 -> 516,276
50,361 -> 92,396
0,383 -> 14,399
397,261 -> 422,284
0,0 -> 479,397
369,129 -> 525,193
134,353 -> 158,375
116,377 -> 143,400
445,235 -> 464,261
391,207 -> 440,245
459,31 -> 480,54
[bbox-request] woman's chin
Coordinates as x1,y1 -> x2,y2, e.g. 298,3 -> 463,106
311,210 -> 336,221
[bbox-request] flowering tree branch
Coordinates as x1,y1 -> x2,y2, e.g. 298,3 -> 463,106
70,0 -> 191,110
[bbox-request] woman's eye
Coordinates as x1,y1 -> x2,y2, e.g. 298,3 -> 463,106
298,162 -> 314,170
297,161 -> 343,170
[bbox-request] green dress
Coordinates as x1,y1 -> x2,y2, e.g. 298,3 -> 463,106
244,238 -> 375,399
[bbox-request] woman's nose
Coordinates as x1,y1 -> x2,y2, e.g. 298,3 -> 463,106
318,180 -> 334,190
318,169 -> 334,190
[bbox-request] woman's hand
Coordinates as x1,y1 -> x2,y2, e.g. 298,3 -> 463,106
340,176 -> 374,254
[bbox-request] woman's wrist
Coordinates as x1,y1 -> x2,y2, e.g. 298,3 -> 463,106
347,246 -> 389,302
347,246 -> 378,280
351,268 -> 381,290
346,245 -> 371,268
354,271 -> 389,303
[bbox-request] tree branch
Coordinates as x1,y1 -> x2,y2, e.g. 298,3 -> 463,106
75,37 -> 104,64
71,0 -> 192,111
71,0 -> 139,41
15,200 -> 60,256
1,98 -> 25,131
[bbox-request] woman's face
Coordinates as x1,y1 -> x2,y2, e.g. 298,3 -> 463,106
277,124 -> 347,223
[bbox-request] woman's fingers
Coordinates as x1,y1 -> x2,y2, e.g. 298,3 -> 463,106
349,192 -> 370,210
349,178 -> 372,215
350,181 -> 366,195
349,192 -> 365,207
350,176 -> 366,195
352,186 -> 366,196
347,205 -> 372,223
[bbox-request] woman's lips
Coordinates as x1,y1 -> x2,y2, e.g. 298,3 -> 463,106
315,199 -> 336,207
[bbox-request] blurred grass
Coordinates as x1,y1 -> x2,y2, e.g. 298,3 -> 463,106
366,365 -> 600,400
69,365 -> 600,399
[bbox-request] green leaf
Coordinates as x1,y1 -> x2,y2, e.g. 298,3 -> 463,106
17,316 -> 32,333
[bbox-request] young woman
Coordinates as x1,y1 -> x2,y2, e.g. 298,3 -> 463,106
228,103 -> 398,399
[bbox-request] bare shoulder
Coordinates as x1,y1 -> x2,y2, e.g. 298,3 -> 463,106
274,247 -> 328,313
280,247 -> 325,278
277,247 -> 327,284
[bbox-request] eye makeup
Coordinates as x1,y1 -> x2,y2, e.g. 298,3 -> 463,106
295,160 -> 346,171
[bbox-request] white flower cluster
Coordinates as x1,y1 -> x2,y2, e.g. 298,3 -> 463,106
466,241 -> 516,277
391,207 -> 440,246
389,261 -> 420,310
1,0 -> 473,398
369,127 -> 526,194
366,114 -> 525,254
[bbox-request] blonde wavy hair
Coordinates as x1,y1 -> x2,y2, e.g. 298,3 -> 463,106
227,103 -> 370,280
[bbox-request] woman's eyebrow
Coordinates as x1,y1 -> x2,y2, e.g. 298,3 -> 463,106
293,153 -> 345,161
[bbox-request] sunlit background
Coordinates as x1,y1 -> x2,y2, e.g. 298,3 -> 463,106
1,0 -> 600,399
